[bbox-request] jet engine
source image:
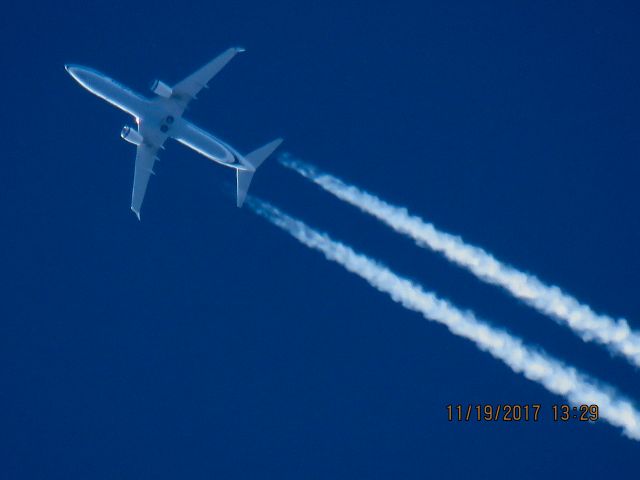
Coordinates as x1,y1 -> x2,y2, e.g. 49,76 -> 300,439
121,125 -> 144,145
150,79 -> 172,98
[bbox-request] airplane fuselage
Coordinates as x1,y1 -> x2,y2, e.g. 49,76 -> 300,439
65,48 -> 282,216
65,65 -> 249,170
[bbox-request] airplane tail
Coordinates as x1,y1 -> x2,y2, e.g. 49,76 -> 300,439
236,138 -> 283,207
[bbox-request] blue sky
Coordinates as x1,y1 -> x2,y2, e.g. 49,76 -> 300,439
2,1 -> 639,478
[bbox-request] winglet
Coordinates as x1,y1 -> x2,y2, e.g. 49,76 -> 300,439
131,206 -> 141,221
235,47 -> 246,53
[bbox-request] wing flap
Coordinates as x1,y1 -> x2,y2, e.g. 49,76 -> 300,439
131,143 -> 160,219
171,47 -> 245,110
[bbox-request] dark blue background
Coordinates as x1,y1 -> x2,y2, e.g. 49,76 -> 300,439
2,1 -> 639,478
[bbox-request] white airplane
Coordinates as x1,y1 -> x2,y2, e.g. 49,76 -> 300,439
65,47 -> 282,219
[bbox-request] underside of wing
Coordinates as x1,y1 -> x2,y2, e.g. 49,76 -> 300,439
131,143 -> 160,220
170,47 -> 245,112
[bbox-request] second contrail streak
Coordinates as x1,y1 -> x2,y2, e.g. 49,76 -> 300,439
280,155 -> 640,368
246,196 -> 640,441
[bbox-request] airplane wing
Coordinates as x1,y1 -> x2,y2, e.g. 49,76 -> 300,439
170,47 -> 245,113
131,141 -> 160,220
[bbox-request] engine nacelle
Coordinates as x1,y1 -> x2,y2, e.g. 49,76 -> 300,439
150,79 -> 172,98
121,125 -> 144,146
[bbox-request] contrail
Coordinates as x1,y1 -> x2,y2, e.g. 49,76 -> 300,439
280,155 -> 640,368
246,196 -> 640,440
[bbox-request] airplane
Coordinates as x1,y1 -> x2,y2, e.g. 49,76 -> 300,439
65,47 -> 282,219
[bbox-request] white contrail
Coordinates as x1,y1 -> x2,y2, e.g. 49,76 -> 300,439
280,155 -> 640,368
246,196 -> 640,440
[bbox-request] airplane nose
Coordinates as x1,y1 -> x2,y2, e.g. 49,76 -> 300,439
65,65 -> 85,84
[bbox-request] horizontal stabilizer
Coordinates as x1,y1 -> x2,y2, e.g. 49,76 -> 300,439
244,138 -> 283,170
237,170 -> 255,207
236,138 -> 283,207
